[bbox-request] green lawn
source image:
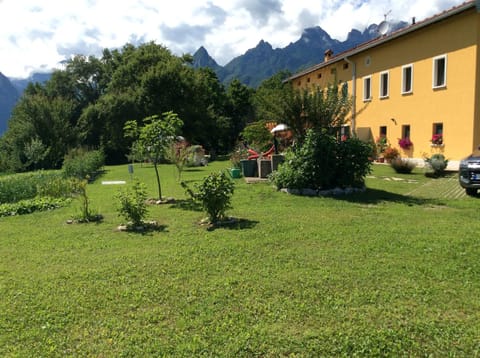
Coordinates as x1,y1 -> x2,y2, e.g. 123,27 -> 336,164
1,162 -> 479,356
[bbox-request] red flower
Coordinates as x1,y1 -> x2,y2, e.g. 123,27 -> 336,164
431,134 -> 443,145
398,137 -> 413,150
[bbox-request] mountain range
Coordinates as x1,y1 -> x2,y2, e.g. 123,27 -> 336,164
192,21 -> 407,88
0,21 -> 407,135
0,72 -> 19,134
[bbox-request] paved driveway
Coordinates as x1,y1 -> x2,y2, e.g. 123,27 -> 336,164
406,173 -> 466,199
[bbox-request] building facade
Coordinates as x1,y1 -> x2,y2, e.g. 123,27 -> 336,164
287,0 -> 480,168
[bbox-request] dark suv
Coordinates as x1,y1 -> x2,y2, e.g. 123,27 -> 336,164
459,149 -> 480,195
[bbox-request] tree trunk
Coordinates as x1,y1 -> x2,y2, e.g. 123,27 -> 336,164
153,157 -> 162,200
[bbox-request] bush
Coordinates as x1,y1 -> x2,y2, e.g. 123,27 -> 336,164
182,171 -> 234,224
0,197 -> 69,217
384,147 -> 400,161
240,120 -> 273,152
334,137 -> 374,188
390,157 -> 417,174
425,154 -> 448,177
0,171 -> 65,203
271,130 -> 372,190
62,148 -> 105,180
116,179 -> 148,227
37,176 -> 77,198
71,178 -> 100,222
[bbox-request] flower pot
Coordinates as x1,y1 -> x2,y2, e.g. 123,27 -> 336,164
229,168 -> 241,178
240,159 -> 257,177
257,158 -> 272,178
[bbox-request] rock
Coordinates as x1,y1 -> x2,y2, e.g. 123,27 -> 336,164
302,188 -> 318,196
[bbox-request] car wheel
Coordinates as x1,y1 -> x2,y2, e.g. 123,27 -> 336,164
466,188 -> 477,196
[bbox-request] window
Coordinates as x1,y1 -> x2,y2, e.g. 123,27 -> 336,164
402,125 -> 411,139
379,71 -> 389,98
380,126 -> 387,137
432,123 -> 443,145
402,64 -> 413,94
363,76 -> 372,101
433,55 -> 447,88
343,63 -> 349,70
317,73 -> 322,79
433,123 -> 443,135
307,77 -> 310,83
337,125 -> 350,141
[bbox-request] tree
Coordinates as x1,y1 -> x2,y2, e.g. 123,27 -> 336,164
136,112 -> 183,200
225,79 -> 255,148
254,75 -> 351,143
165,140 -> 192,181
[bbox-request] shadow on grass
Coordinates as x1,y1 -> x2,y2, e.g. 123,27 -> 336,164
170,199 -> 202,212
119,223 -> 168,236
337,188 -> 440,206
206,218 -> 259,231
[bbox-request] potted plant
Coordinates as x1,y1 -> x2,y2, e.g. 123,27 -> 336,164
398,137 -> 413,150
431,133 -> 443,145
375,137 -> 388,162
383,146 -> 400,163
229,147 -> 245,178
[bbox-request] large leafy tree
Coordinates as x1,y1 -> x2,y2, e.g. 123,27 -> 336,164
0,41 -> 253,172
225,79 -> 255,146
2,89 -> 78,170
254,73 -> 351,142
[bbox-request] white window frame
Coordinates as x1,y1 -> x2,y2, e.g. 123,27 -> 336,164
432,54 -> 447,89
379,71 -> 389,98
401,64 -> 414,94
363,75 -> 372,101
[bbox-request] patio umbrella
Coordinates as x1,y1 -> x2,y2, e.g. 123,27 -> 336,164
270,123 -> 289,133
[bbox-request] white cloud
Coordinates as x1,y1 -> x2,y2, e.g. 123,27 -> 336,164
0,0 -> 465,78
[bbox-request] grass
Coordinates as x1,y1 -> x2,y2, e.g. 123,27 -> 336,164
1,162 -> 480,356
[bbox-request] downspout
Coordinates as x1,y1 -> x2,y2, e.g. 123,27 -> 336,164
343,56 -> 357,136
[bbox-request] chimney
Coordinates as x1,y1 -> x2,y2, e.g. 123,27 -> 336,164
324,49 -> 333,62
412,17 -> 416,25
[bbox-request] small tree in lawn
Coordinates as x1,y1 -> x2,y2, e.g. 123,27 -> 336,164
138,111 -> 183,201
165,139 -> 191,181
182,171 -> 235,224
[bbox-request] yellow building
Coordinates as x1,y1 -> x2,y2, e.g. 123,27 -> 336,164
287,0 -> 480,169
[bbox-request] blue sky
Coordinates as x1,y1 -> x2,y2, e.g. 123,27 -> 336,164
0,0 -> 465,78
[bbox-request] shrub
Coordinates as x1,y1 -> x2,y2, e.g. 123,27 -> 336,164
425,154 -> 448,177
271,130 -> 372,191
37,176 -> 76,198
383,147 -> 400,162
62,148 -> 105,180
390,157 -> 417,174
116,179 -> 148,227
334,137 -> 373,188
70,178 -> 100,222
182,171 -> 234,224
0,197 -> 69,217
240,120 -> 273,152
0,171 -> 65,203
